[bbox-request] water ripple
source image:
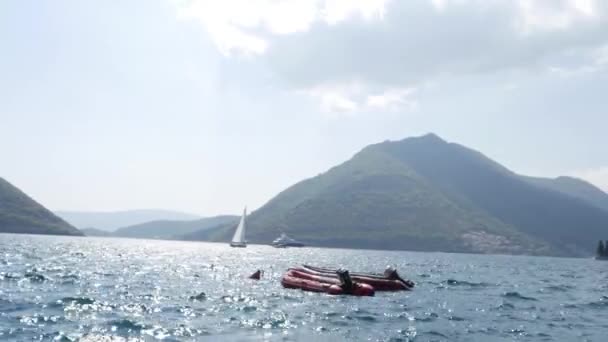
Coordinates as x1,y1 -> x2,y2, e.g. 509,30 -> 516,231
1,234 -> 607,341
501,291 -> 538,301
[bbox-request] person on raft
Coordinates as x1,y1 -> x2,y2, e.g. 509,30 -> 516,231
336,269 -> 354,292
384,266 -> 415,288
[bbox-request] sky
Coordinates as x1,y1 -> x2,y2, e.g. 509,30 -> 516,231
1,0 -> 607,215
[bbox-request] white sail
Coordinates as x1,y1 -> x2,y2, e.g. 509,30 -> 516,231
230,207 -> 247,247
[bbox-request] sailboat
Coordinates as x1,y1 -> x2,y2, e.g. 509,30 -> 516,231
230,207 -> 247,248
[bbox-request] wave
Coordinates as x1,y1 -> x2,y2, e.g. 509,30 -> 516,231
58,274 -> 80,285
189,292 -> 207,301
60,297 -> 95,305
17,313 -> 64,325
60,274 -> 79,280
444,279 -> 491,288
339,313 -> 378,323
0,298 -> 30,313
239,312 -> 290,329
542,284 -> 575,292
496,302 -> 515,310
24,271 -> 47,282
501,292 -> 537,301
0,272 -> 21,281
346,309 -> 378,323
240,305 -> 257,313
107,319 -> 147,332
506,327 -> 526,335
415,312 -> 439,322
586,296 -> 608,309
423,331 -> 449,338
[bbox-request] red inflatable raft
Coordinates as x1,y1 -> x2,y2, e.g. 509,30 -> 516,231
301,265 -> 414,291
281,269 -> 375,296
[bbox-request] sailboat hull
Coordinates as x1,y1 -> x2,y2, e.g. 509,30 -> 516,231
230,242 -> 247,248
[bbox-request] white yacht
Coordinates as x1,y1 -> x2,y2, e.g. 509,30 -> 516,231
271,233 -> 304,248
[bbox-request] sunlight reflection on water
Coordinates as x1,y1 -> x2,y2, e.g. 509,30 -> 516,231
1,234 -> 607,341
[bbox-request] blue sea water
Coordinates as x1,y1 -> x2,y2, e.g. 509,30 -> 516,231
1,234 -> 607,341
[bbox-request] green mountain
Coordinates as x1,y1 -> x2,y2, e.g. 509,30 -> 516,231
0,178 -> 82,236
114,215 -> 238,239
522,176 -> 608,213
55,209 -> 201,231
188,134 -> 608,257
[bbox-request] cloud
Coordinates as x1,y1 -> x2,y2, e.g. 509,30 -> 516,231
265,1 -> 606,86
573,166 -> 608,192
516,0 -> 600,33
305,83 -> 360,114
547,42 -> 608,77
304,82 -> 417,114
176,0 -> 388,55
175,0 -> 608,112
366,87 -> 418,111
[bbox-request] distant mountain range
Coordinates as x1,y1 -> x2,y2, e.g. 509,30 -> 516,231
113,216 -> 238,239
5,133 -> 608,257
0,178 -> 82,236
188,134 -> 608,257
80,227 -> 113,237
56,209 -> 236,240
55,209 -> 201,231
522,176 -> 608,213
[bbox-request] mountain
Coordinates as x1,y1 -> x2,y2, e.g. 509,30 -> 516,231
0,178 -> 82,236
55,209 -> 201,231
188,134 -> 608,257
114,215 -> 238,239
522,176 -> 608,213
81,227 -> 113,237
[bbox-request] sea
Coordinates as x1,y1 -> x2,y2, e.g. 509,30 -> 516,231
1,234 -> 607,341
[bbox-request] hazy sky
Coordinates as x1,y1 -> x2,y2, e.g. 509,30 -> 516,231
1,0 -> 607,215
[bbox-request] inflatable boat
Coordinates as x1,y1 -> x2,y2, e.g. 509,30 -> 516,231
301,265 -> 414,291
281,269 -> 375,296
